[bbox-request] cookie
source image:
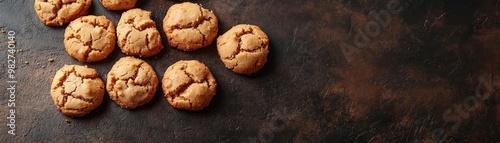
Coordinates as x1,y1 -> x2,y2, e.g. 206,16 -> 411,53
64,15 -> 116,62
162,60 -> 217,111
50,65 -> 104,117
117,8 -> 163,57
163,2 -> 218,51
217,24 -> 269,75
106,56 -> 158,109
99,0 -> 137,10
34,0 -> 91,26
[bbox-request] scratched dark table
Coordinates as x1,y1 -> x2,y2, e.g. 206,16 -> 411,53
1,0 -> 500,142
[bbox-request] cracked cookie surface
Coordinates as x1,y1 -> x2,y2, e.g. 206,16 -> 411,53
99,0 -> 137,10
163,2 -> 218,51
117,8 -> 163,57
162,60 -> 217,111
50,65 -> 104,117
34,0 -> 91,26
64,15 -> 116,62
107,56 -> 158,109
217,24 -> 269,75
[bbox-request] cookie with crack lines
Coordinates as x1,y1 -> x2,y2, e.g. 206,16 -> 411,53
163,2 -> 218,51
99,0 -> 137,10
106,56 -> 158,109
50,65 -> 104,117
34,0 -> 91,26
217,24 -> 269,75
64,15 -> 116,62
117,8 -> 163,57
162,60 -> 217,111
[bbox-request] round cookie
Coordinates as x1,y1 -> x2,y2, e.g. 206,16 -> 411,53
106,56 -> 158,109
162,60 -> 217,111
163,2 -> 218,51
64,15 -> 116,62
99,0 -> 137,10
117,8 -> 163,58
217,24 -> 269,75
50,65 -> 104,117
34,0 -> 91,26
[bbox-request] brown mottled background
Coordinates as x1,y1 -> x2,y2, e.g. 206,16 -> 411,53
1,0 -> 499,142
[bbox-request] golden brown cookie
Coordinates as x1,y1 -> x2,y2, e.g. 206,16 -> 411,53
64,15 -> 116,62
34,0 -> 91,26
99,0 -> 137,10
117,8 -> 163,58
106,56 -> 158,109
163,2 -> 218,51
217,24 -> 269,75
50,65 -> 104,117
162,60 -> 217,111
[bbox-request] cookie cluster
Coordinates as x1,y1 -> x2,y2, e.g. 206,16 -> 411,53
42,1 -> 269,117
34,0 -> 136,26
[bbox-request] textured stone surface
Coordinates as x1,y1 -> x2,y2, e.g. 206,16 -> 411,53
1,0 -> 499,142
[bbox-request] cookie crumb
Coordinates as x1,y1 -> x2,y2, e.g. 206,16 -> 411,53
65,119 -> 71,125
24,61 -> 29,64
50,77 -> 53,82
42,65 -> 45,68
48,58 -> 54,62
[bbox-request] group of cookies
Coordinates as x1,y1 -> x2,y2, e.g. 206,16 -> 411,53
36,0 -> 270,117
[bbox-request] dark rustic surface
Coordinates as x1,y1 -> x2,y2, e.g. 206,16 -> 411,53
1,0 -> 500,142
